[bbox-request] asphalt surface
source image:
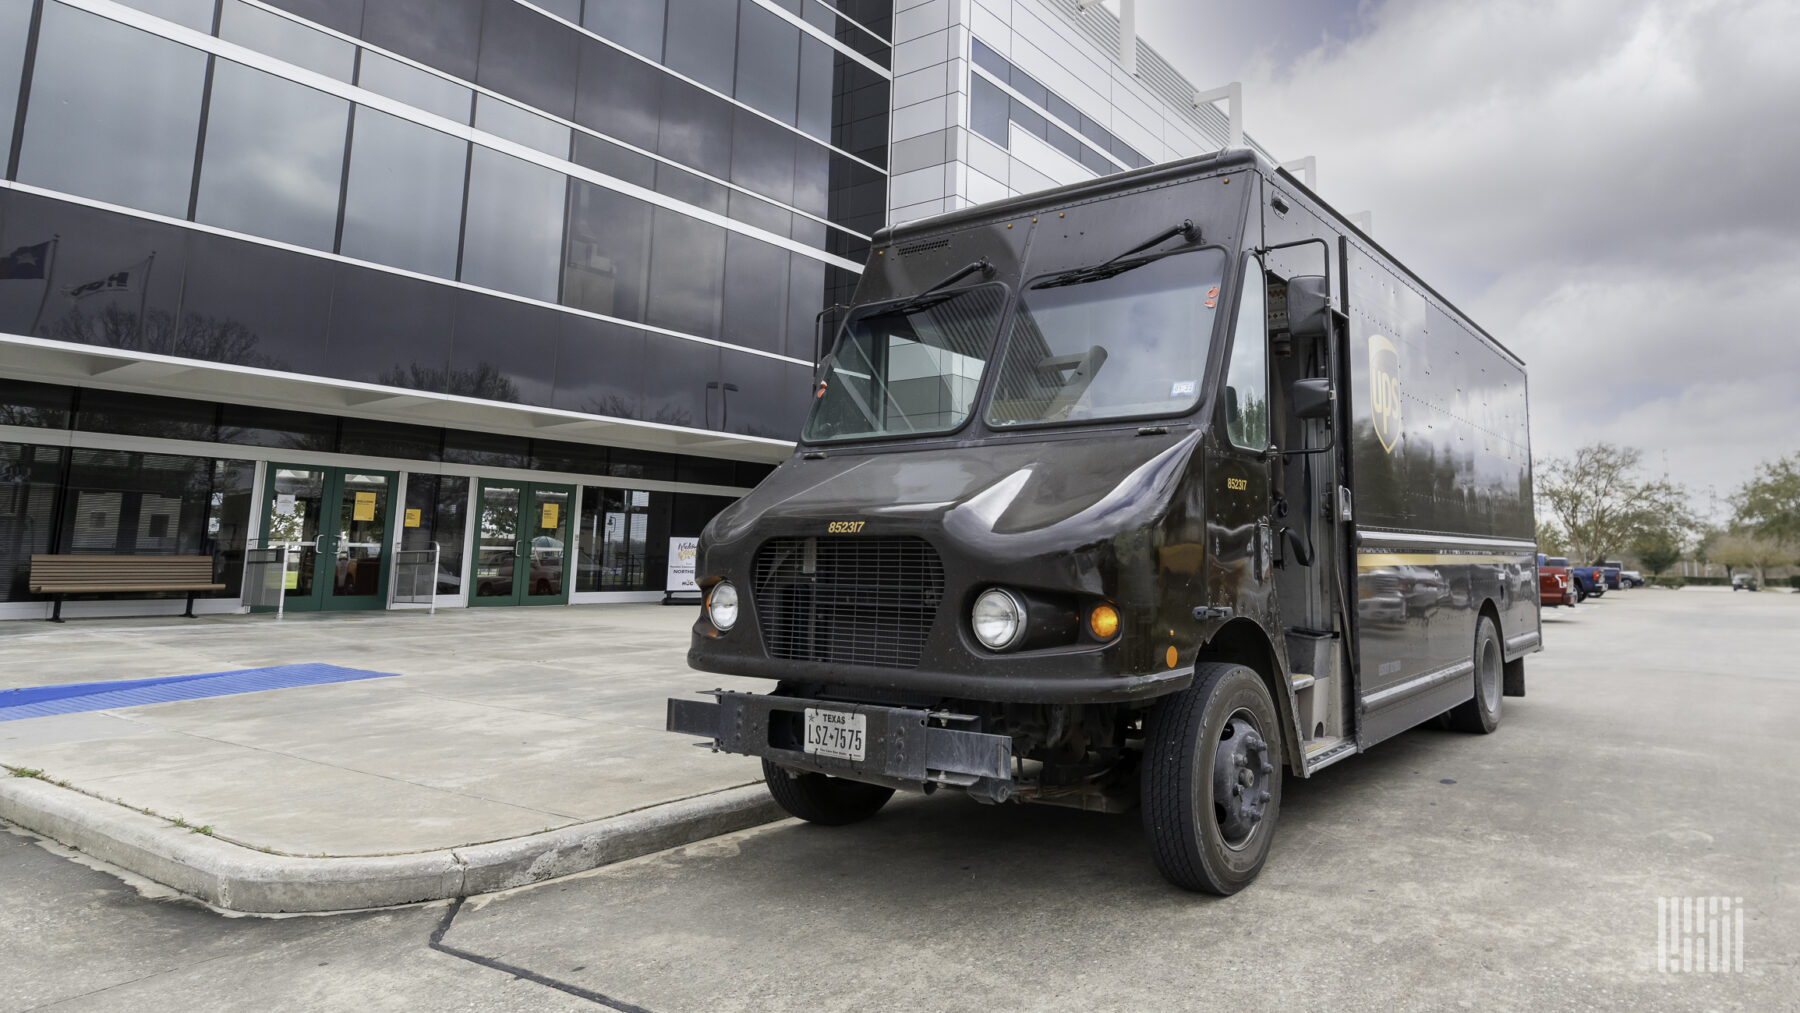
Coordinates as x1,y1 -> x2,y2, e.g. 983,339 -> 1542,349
6,587 -> 1797,1011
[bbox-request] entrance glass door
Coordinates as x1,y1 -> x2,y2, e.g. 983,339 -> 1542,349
472,480 -> 572,606
258,464 -> 397,612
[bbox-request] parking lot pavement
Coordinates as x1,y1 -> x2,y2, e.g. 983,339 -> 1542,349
0,606 -> 773,904
427,588 -> 1797,1012
0,604 -> 769,855
4,588 -> 1796,1010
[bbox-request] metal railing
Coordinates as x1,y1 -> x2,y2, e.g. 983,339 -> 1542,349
242,545 -> 290,619
390,543 -> 440,614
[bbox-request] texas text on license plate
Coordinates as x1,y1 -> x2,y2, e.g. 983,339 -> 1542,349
803,708 -> 866,762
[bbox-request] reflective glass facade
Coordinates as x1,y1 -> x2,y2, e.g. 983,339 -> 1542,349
2,0 -> 891,442
1,0 -> 891,615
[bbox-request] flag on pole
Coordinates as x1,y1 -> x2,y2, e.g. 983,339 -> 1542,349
0,242 -> 51,280
65,257 -> 151,300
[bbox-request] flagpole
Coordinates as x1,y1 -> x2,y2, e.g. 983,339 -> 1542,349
27,235 -> 59,335
136,251 -> 156,349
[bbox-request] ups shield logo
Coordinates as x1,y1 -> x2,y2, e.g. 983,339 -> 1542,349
1369,334 -> 1402,453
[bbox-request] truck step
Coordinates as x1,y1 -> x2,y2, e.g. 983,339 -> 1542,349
1302,735 -> 1357,774
1290,674 -> 1316,692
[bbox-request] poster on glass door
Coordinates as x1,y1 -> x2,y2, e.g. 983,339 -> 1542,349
664,536 -> 700,604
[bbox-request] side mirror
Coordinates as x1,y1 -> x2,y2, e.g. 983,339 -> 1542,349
1285,275 -> 1330,340
1291,376 -> 1333,420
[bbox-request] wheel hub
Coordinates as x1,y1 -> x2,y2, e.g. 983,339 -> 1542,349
1212,712 -> 1272,850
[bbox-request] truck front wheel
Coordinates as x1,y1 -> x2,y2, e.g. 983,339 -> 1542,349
1141,663 -> 1283,895
761,760 -> 895,826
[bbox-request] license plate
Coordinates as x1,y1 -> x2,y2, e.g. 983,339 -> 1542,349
803,708 -> 866,762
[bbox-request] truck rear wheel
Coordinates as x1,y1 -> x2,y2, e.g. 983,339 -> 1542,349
1141,663 -> 1283,895
761,759 -> 895,826
1444,616 -> 1502,734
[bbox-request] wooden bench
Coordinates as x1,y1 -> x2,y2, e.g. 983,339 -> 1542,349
28,555 -> 226,623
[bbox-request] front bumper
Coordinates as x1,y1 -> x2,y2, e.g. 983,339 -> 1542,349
667,691 -> 1017,803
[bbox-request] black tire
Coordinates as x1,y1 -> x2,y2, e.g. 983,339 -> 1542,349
1141,663 -> 1283,895
761,759 -> 894,826
1445,616 -> 1503,734
1574,585 -> 1586,603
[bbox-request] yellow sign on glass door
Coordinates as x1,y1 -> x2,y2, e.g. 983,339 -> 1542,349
541,502 -> 560,529
404,508 -> 422,528
353,491 -> 377,521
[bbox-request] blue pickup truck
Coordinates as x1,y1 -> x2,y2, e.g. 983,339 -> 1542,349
1560,559 -> 1605,600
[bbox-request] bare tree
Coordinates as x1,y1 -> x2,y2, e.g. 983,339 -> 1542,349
1536,443 -> 1694,564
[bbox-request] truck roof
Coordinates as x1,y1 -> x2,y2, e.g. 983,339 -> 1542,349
874,148 -> 1524,369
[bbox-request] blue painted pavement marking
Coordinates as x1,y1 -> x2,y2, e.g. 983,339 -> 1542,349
0,664 -> 398,721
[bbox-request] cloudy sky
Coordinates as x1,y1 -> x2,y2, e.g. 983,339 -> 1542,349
1136,0 -> 1800,517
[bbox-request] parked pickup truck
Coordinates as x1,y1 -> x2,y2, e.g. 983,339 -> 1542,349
1538,554 -> 1575,607
1597,560 -> 1624,590
1619,569 -> 1644,588
1565,561 -> 1605,601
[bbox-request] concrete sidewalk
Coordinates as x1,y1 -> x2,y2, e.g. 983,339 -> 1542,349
0,605 -> 778,912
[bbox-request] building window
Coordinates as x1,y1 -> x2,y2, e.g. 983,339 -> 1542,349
967,38 -> 1149,173
734,1 -> 800,125
645,208 -> 726,340
117,0 -> 217,33
459,146 -> 566,304
57,448 -> 254,595
564,181 -> 653,324
0,380 -> 74,430
575,486 -> 667,592
583,0 -> 666,61
15,4 -> 208,220
0,443 -> 63,603
0,1 -> 32,152
356,50 -> 473,123
664,0 -> 738,95
218,1 -> 357,82
195,60 -> 350,252
339,108 -> 468,279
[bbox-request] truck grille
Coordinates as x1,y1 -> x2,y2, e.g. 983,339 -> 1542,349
752,536 -> 945,669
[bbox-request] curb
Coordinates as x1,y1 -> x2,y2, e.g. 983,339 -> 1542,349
0,777 -> 782,913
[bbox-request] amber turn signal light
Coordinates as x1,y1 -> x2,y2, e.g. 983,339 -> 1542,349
1088,604 -> 1119,640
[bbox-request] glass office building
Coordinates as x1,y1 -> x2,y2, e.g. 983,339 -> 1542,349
0,0 -> 892,617
1,0 -> 1265,619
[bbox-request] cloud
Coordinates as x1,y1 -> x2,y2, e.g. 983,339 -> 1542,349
1141,0 -> 1800,508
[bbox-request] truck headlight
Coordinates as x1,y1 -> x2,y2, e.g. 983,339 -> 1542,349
971,587 -> 1026,650
707,580 -> 739,631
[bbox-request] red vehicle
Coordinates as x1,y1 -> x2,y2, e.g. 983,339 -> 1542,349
1538,554 -> 1576,607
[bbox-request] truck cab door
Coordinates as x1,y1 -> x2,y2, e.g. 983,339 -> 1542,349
1211,252 -> 1275,615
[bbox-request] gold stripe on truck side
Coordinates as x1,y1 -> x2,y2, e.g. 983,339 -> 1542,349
1356,552 -> 1531,569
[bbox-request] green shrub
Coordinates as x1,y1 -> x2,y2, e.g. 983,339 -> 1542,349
1683,575 -> 1728,586
1789,576 -> 1800,590
1647,576 -> 1687,589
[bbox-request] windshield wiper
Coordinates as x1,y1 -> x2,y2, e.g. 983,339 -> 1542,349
1034,219 -> 1199,290
876,258 -> 995,316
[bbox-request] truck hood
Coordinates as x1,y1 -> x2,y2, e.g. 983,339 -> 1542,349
706,430 -> 1201,555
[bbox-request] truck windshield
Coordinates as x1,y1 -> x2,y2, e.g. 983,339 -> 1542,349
986,248 -> 1226,427
802,283 -> 1007,443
